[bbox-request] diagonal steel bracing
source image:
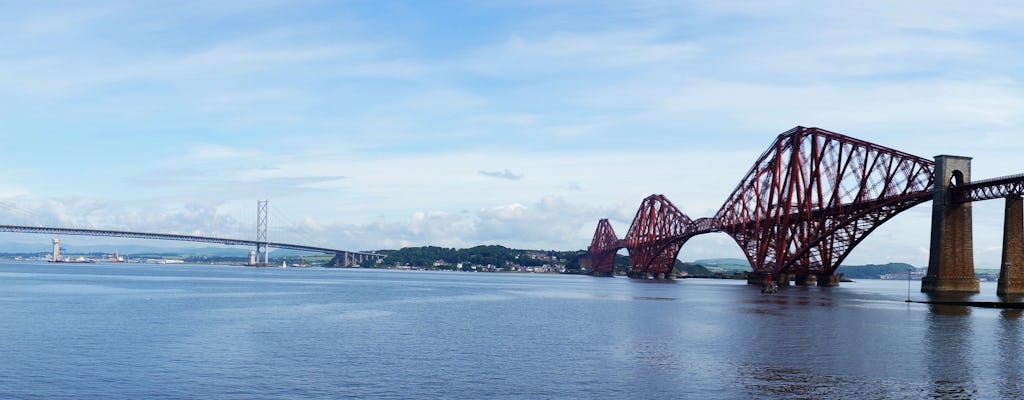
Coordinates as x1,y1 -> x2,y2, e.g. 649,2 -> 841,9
585,126 -> 938,278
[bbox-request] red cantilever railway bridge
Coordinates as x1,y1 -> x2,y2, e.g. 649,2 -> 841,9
584,126 -> 1024,293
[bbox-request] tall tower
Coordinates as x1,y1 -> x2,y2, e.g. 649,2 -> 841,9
256,200 -> 269,265
52,237 -> 61,262
922,155 -> 979,293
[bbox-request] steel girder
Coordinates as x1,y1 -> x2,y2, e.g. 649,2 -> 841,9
587,219 -> 624,275
0,224 -> 381,256
584,126 -> 937,278
623,195 -> 694,277
953,173 -> 1024,202
714,127 -> 934,275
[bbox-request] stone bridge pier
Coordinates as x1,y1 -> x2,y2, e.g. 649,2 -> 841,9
922,155 -> 1024,295
998,195 -> 1024,296
922,155 -> 980,293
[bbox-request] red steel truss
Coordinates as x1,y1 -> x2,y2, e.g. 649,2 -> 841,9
585,126 -> 937,278
715,127 -> 934,275
587,219 -> 624,276
623,195 -> 694,277
953,173 -> 1024,202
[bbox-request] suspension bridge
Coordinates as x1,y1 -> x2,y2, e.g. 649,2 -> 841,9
0,201 -> 383,267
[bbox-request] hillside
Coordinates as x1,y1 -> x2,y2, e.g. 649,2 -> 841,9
678,262 -> 714,276
835,263 -> 919,279
689,258 -> 925,280
6,240 -> 929,279
371,249 -> 925,279
375,245 -> 580,270
692,258 -> 751,271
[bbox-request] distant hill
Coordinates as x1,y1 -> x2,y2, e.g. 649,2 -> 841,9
679,262 -> 714,276
690,259 -> 924,279
375,245 -> 578,270
692,258 -> 751,271
836,263 -> 919,279
0,239 -> 934,278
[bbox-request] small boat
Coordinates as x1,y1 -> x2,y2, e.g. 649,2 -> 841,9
281,260 -> 287,268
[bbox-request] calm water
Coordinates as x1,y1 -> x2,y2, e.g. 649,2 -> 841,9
1,262 -> 1022,399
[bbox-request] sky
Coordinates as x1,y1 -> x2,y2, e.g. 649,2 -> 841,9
1,1 -> 1023,268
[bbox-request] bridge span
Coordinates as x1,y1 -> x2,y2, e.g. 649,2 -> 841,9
0,224 -> 383,267
583,126 -> 1024,296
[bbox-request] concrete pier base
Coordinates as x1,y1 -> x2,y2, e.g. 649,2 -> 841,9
747,272 -> 786,286
921,276 -> 981,293
816,274 -> 840,287
627,271 -> 674,280
794,274 -> 817,286
998,195 -> 1024,296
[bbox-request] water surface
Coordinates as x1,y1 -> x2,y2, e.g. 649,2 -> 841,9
0,262 -> 1019,399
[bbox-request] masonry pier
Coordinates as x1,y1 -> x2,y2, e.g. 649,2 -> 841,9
747,272 -> 781,285
998,195 -> 1024,296
794,274 -> 817,286
922,155 -> 980,293
816,274 -> 840,287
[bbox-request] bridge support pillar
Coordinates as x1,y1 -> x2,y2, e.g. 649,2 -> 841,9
747,272 -> 789,286
922,155 -> 979,293
794,274 -> 817,286
998,195 -> 1024,296
816,274 -> 840,287
52,237 -> 61,262
323,253 -> 341,268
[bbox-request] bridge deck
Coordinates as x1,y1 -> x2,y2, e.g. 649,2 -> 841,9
953,173 -> 1024,202
0,224 -> 381,257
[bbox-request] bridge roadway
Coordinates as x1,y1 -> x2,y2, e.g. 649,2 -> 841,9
0,224 -> 383,261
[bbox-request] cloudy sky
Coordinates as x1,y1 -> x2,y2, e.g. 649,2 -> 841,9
1,1 -> 1023,267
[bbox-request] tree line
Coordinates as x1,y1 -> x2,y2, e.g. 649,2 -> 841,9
375,245 -> 582,269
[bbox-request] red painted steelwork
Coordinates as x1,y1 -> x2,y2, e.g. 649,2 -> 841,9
623,195 -> 694,278
587,219 -> 623,276
715,127 -> 934,275
953,173 -> 1024,202
584,126 -> 938,278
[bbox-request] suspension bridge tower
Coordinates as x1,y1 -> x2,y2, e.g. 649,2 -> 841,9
255,200 -> 269,266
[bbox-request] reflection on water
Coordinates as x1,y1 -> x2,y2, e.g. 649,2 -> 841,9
999,315 -> 1024,398
999,295 -> 1024,321
1001,309 -> 1024,320
926,303 -> 977,399
2,263 -> 1024,399
741,365 -> 848,398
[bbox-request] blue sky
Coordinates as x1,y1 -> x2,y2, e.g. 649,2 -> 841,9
1,1 -> 1023,267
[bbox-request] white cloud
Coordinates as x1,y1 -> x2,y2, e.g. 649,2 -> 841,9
479,169 -> 523,181
1,0 -> 1023,269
